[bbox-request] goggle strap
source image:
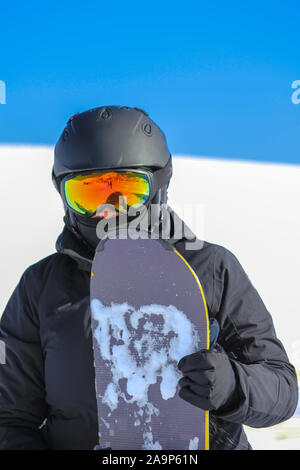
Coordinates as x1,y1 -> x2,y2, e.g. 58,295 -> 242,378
153,157 -> 172,191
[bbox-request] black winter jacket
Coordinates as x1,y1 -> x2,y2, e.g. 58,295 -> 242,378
0,209 -> 298,450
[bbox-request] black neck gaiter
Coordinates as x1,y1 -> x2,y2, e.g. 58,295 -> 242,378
64,203 -> 167,253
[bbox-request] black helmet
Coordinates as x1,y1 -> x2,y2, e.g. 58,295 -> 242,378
52,105 -> 173,250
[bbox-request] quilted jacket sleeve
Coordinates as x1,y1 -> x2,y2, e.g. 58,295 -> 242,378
0,268 -> 49,449
212,246 -> 298,427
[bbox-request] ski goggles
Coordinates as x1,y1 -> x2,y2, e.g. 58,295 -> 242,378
60,163 -> 172,217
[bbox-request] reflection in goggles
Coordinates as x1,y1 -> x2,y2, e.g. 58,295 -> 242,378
64,171 -> 150,216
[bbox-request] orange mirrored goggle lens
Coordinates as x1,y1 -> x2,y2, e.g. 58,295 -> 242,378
64,171 -> 150,216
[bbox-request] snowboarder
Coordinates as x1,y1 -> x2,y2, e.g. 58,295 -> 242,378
0,105 -> 298,450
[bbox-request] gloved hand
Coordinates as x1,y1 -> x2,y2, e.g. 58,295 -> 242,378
177,320 -> 237,412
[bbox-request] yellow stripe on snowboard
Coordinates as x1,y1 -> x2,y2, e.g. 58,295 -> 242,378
173,248 -> 210,451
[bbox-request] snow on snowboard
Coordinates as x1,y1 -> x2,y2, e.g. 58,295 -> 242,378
90,228 -> 209,450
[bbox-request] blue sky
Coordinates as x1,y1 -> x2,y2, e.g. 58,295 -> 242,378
0,0 -> 299,164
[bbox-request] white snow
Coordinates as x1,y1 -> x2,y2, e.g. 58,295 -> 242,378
189,437 -> 199,450
142,431 -> 162,450
91,298 -> 200,449
0,144 -> 299,450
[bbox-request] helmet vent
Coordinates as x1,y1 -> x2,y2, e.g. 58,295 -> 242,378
96,108 -> 111,121
142,122 -> 152,136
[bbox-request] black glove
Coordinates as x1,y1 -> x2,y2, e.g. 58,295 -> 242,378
177,320 -> 237,412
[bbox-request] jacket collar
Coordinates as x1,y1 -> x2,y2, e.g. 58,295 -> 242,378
55,222 -> 94,272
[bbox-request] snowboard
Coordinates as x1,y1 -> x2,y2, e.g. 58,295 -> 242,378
90,228 -> 210,450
